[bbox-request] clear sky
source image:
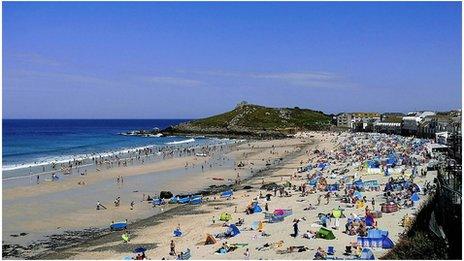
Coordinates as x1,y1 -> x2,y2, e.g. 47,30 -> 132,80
3,2 -> 462,119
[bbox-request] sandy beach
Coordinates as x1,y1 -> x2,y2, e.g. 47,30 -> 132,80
3,131 -> 436,260
2,136 -> 312,258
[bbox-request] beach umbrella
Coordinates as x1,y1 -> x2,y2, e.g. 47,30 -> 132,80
133,247 -> 147,253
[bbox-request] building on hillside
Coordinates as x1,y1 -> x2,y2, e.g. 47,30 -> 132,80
336,112 -> 380,130
381,112 -> 405,122
351,112 -> 381,123
336,113 -> 352,128
373,122 -> 402,134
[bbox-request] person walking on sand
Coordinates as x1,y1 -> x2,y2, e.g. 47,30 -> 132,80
130,201 -> 135,210
170,240 -> 176,256
36,175 -> 40,184
317,195 -> 322,206
292,219 -> 299,237
244,248 -> 250,260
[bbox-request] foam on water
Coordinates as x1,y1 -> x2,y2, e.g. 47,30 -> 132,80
165,138 -> 195,145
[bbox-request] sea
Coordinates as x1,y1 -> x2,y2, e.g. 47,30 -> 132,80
2,119 -> 231,173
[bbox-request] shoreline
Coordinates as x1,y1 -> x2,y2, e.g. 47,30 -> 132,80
3,137 -> 313,259
32,142 -> 311,260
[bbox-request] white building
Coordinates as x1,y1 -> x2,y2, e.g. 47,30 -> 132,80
402,111 -> 436,135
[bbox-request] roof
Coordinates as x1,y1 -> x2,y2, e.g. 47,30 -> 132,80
374,122 -> 401,127
426,143 -> 448,150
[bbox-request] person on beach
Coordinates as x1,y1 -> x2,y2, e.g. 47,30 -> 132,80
114,197 -> 120,207
122,231 -> 130,243
130,201 -> 135,210
324,193 -> 331,205
315,247 -> 326,259
244,248 -> 250,260
96,201 -> 107,210
317,195 -> 322,206
36,175 -> 40,184
371,198 -> 376,210
292,219 -> 299,237
170,240 -> 176,256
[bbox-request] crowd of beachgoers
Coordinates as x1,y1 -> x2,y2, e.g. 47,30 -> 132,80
26,142 -> 233,185
16,131 -> 438,260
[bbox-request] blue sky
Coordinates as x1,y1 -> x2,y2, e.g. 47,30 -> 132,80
3,2 -> 461,119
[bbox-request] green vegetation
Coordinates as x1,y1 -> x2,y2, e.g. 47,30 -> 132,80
187,104 -> 331,130
382,116 -> 403,123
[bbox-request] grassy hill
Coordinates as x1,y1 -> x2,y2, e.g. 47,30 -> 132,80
163,103 -> 332,137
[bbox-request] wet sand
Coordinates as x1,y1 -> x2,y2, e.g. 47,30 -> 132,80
2,137 -> 312,259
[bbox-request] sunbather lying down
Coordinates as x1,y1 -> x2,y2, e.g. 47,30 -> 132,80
256,240 -> 284,251
216,242 -> 238,254
276,245 -> 309,254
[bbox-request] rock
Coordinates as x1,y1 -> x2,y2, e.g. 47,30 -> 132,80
260,182 -> 283,191
159,191 -> 173,199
